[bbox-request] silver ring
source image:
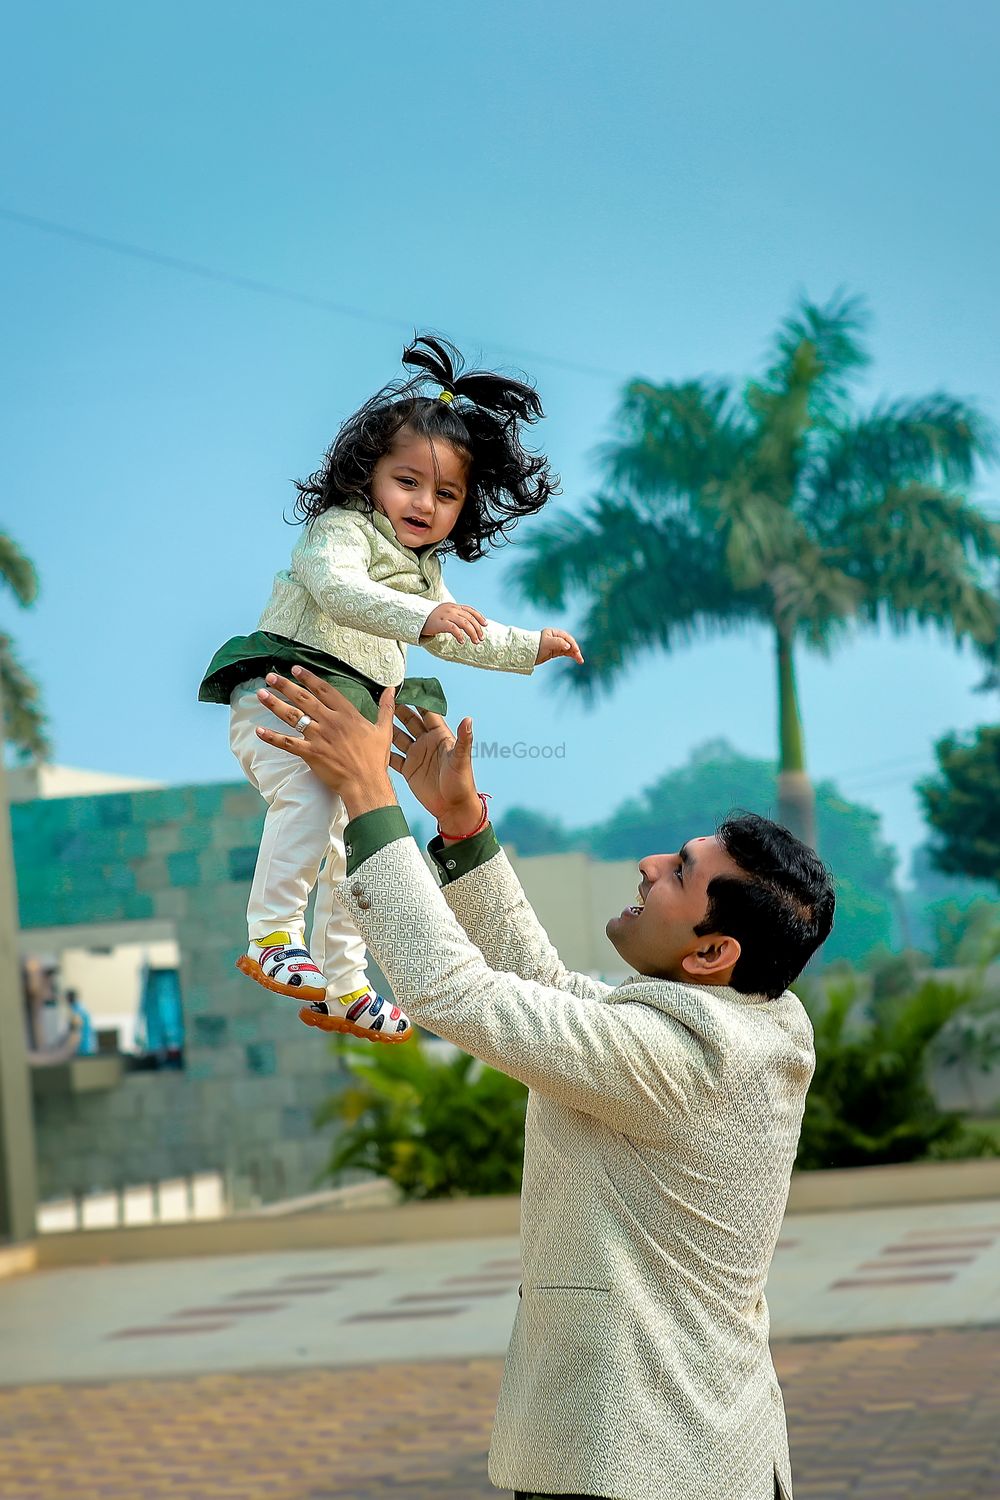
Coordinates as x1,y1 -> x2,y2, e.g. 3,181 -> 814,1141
294,713 -> 312,733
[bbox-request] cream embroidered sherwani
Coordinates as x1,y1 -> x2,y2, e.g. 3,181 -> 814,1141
337,809 -> 815,1500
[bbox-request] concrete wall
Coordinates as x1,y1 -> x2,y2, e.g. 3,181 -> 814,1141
507,847 -> 634,984
13,782 -> 347,1207
9,778 -> 659,1207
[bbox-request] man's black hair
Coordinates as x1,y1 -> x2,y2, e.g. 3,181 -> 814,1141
695,812 -> 836,999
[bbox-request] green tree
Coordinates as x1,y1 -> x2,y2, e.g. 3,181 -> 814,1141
796,970 -> 997,1168
500,740 -> 898,967
512,293 -> 1000,848
0,534 -> 49,761
494,806 -> 580,856
919,725 -> 1000,887
902,842 -> 995,956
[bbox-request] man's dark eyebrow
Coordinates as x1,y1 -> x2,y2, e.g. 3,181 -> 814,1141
678,842 -> 695,874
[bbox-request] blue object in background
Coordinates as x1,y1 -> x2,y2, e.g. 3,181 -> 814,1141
137,966 -> 185,1058
74,1004 -> 96,1056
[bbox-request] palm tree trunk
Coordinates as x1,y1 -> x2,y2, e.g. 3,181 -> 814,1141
775,627 -> 818,849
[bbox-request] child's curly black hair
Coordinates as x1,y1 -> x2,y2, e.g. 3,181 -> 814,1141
292,334 -> 560,562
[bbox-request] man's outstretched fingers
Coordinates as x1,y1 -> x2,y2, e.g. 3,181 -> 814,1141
375,686 -> 396,732
283,666 -> 360,718
263,672 -> 321,716
288,664 -> 341,706
256,725 -> 310,758
257,688 -> 306,730
454,716 -> 474,759
393,703 -> 425,733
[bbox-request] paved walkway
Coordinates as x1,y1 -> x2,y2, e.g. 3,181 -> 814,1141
4,1199 -> 1000,1385
3,1198 -> 1000,1496
2,1330 -> 1000,1498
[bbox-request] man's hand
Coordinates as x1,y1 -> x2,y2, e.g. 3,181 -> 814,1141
390,705 -> 485,839
420,602 -> 487,644
536,627 -> 584,665
255,667 -> 397,819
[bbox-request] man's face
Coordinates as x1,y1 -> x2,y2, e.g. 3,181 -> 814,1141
606,835 -> 744,983
371,428 -> 469,549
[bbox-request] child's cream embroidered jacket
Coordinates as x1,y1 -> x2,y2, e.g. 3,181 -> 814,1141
257,505 -> 541,686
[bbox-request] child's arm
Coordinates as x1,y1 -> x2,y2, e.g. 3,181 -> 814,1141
419,583 -> 583,675
295,515 -> 439,646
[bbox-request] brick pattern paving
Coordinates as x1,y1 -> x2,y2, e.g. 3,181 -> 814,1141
2,1328 -> 1000,1498
830,1222 -> 999,1292
108,1258 -> 524,1340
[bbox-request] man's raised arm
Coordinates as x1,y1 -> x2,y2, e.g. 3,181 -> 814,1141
336,820 -> 697,1135
252,671 -> 613,1001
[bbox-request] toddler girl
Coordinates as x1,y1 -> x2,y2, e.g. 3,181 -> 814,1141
199,335 -> 581,1043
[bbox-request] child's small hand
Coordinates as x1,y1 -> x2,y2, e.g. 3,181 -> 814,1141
536,628 -> 584,665
421,603 -> 487,644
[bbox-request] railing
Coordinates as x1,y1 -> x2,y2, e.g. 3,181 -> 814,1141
36,1171 -> 226,1233
35,1173 -> 399,1232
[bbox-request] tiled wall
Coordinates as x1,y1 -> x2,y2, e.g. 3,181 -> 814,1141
13,782 -> 347,1206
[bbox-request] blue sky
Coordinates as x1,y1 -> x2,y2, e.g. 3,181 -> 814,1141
2,0 -> 998,875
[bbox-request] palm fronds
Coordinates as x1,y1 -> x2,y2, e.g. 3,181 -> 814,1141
0,535 -> 38,608
0,531 -> 48,761
0,632 -> 51,761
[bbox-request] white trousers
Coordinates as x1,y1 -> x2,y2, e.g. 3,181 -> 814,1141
229,680 -> 369,995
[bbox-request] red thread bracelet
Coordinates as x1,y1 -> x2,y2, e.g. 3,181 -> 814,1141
437,793 -> 492,841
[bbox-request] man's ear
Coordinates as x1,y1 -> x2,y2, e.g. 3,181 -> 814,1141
680,934 -> 741,980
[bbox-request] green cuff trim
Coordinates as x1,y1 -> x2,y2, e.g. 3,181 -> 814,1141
428,824 -> 501,883
345,806 -> 411,875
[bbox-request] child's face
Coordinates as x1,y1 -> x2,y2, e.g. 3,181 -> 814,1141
371,428 -> 468,548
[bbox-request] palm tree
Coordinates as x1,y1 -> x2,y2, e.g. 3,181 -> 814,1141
512,293 -> 1000,847
0,534 -> 49,761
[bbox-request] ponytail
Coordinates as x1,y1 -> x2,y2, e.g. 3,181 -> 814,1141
294,331 -> 559,561
401,334 -> 544,426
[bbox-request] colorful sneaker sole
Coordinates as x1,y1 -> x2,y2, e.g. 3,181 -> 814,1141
235,955 -> 327,1005
297,1006 -> 413,1044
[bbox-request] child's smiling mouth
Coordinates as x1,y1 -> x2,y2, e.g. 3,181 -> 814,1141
403,516 -> 431,531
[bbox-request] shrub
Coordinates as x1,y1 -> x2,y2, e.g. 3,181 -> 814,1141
315,1035 -> 527,1200
931,897 -> 1000,968
796,969 -> 999,1169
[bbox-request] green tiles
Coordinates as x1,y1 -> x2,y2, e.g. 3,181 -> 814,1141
11,780 -> 267,927
167,851 -> 201,887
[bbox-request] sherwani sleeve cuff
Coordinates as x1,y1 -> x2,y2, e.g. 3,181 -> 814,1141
344,806 -> 411,875
427,825 -> 501,883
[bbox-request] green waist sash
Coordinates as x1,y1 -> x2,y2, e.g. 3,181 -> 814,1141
198,632 -> 447,724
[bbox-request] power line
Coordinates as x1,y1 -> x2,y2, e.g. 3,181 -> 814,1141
0,205 -> 626,384
833,753 -> 934,783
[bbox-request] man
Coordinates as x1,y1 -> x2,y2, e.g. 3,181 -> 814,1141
254,667 -> 835,1500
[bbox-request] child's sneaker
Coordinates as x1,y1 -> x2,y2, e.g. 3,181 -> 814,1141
299,986 -> 413,1044
236,932 -> 328,1004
